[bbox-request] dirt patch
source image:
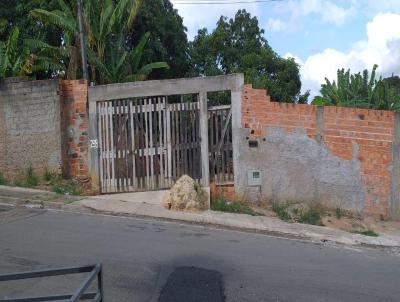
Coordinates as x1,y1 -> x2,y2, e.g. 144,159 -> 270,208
249,201 -> 400,237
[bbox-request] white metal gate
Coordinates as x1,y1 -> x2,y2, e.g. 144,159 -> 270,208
97,97 -> 201,193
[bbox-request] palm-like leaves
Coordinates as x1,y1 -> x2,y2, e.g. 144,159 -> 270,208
314,65 -> 400,110
88,32 -> 168,84
0,27 -> 57,79
28,0 -> 167,84
30,0 -> 80,79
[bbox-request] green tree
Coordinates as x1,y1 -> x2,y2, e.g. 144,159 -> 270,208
0,27 -> 61,79
30,0 -> 167,84
88,32 -> 168,84
189,10 -> 302,102
30,0 -> 81,79
0,0 -> 53,41
127,0 -> 190,79
383,75 -> 400,96
313,65 -> 400,110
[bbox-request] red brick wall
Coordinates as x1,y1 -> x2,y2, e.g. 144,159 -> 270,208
210,182 -> 236,201
323,107 -> 394,216
242,84 -> 395,217
59,80 -> 89,181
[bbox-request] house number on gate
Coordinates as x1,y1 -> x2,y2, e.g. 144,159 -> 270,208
90,139 -> 98,149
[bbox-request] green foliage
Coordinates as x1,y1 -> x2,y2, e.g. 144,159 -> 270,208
0,27 -> 33,79
313,65 -> 400,110
0,172 -> 6,185
87,30 -> 169,84
30,0 -> 80,79
43,168 -> 59,184
52,181 -> 82,196
211,197 -> 263,216
189,10 -> 302,103
298,208 -> 322,226
273,202 -> 323,226
357,230 -> 379,237
297,90 -> 311,104
0,0 -> 53,41
335,207 -> 346,219
15,166 -> 39,188
272,203 -> 290,221
126,0 -> 190,79
31,0 -> 167,84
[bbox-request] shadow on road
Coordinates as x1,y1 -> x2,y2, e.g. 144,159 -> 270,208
158,266 -> 226,302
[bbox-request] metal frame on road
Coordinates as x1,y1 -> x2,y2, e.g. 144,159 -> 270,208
0,264 -> 103,302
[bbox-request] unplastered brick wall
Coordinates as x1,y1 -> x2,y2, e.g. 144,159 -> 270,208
237,84 -> 399,217
0,77 -> 61,178
59,80 -> 89,181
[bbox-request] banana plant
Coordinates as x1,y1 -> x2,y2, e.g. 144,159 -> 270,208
0,27 -> 61,79
30,0 -> 80,79
87,32 -> 168,84
313,65 -> 400,110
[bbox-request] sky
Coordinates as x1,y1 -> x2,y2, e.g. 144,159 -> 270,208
170,0 -> 400,97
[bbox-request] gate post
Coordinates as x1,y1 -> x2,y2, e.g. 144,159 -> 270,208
231,74 -> 244,195
199,91 -> 210,187
88,99 -> 100,193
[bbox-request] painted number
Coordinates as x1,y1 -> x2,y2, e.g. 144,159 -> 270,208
90,139 -> 98,149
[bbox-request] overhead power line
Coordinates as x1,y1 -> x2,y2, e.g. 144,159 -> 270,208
173,0 -> 284,4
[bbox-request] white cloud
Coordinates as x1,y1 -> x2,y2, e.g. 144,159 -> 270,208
170,1 -> 260,39
290,13 -> 400,96
275,0 -> 357,29
266,18 -> 287,32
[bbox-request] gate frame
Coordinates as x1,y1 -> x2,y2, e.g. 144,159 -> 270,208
88,74 -> 244,192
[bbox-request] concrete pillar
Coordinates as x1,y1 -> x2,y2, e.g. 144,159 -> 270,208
390,112 -> 400,217
231,74 -> 244,192
88,100 -> 100,193
199,91 -> 210,186
316,106 -> 324,145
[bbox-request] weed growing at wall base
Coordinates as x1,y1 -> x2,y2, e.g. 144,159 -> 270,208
211,198 -> 264,216
272,202 -> 323,226
356,230 -> 379,237
272,203 -> 290,221
298,208 -> 322,226
52,181 -> 83,196
14,167 -> 39,188
0,172 -> 6,185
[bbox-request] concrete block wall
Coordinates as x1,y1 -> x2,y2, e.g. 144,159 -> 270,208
59,80 -> 89,181
237,84 -> 399,217
0,77 -> 90,184
0,77 -> 61,178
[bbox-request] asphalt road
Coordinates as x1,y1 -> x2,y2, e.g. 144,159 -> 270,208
0,208 -> 399,301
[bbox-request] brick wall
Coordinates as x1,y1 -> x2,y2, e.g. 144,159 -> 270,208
237,84 -> 398,217
59,80 -> 89,181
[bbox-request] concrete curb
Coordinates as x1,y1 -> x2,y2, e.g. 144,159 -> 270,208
74,198 -> 400,249
1,185 -> 399,250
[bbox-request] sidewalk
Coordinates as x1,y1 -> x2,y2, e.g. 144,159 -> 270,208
1,185 -> 399,249
75,195 -> 400,249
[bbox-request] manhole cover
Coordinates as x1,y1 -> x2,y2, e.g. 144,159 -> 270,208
158,266 -> 226,302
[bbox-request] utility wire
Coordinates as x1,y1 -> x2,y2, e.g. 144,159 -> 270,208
173,0 -> 284,4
